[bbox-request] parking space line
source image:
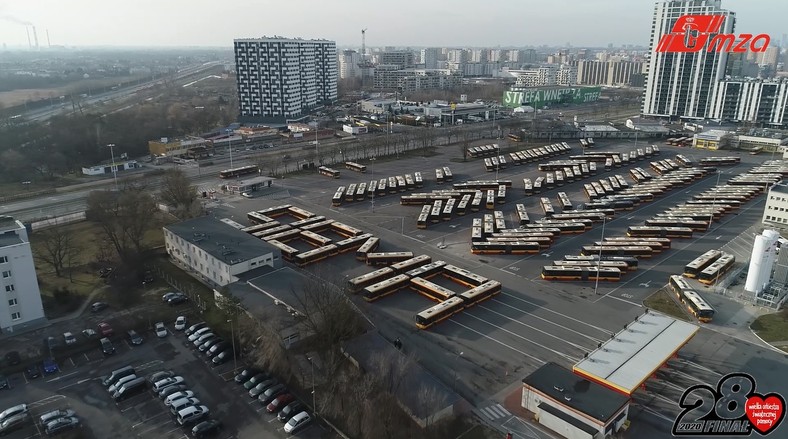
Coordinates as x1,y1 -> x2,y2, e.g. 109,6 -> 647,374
45,371 -> 79,383
132,412 -> 169,428
69,357 -> 75,367
83,353 -> 90,362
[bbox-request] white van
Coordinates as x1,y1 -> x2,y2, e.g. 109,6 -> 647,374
108,374 -> 137,393
102,365 -> 135,387
176,405 -> 209,426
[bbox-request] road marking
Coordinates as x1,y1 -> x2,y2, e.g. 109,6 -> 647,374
477,304 -> 593,351
132,412 -> 169,428
448,320 -> 546,364
499,292 -> 613,335
601,294 -> 643,307
29,395 -> 65,409
490,298 -> 605,343
45,371 -> 79,383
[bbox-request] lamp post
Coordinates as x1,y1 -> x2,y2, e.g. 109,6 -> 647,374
227,318 -> 237,371
453,351 -> 464,391
226,129 -> 234,169
108,143 -> 119,190
308,356 -> 316,416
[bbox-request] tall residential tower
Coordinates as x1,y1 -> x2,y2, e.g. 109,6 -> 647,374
642,0 -> 735,119
234,37 -> 337,123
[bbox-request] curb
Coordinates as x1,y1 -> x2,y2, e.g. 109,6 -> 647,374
748,327 -> 788,355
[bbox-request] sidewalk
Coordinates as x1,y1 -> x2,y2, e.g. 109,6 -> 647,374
48,286 -> 108,324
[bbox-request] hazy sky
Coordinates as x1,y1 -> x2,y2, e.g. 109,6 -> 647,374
0,0 -> 784,49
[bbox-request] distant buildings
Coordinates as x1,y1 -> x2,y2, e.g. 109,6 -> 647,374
81,159 -> 139,176
234,37 -> 337,123
0,216 -> 46,333
338,50 -> 361,79
707,78 -> 788,127
763,184 -> 788,228
575,60 -> 645,86
147,136 -> 209,158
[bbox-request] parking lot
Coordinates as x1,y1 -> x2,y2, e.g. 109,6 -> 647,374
0,315 -> 324,439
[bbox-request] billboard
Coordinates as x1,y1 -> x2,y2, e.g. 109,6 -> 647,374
502,86 -> 602,109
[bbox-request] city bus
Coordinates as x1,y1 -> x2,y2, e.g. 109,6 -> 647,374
366,251 -> 415,266
456,194 -> 471,216
627,226 -> 693,239
266,239 -> 299,262
645,218 -> 709,232
470,191 -> 483,212
540,266 -> 622,281
581,245 -> 653,258
347,267 -> 396,293
331,222 -> 364,238
355,183 -> 367,201
332,187 -> 345,206
545,172 -> 555,189
219,165 -> 259,179
395,175 -> 407,192
698,253 -> 735,285
516,204 -> 530,225
391,255 -> 432,275
247,211 -> 275,225
441,198 -> 456,221
493,211 -> 506,232
602,237 -> 671,250
335,233 -> 373,254
318,166 -> 341,178
417,205 -> 431,229
355,237 -> 380,261
406,260 -> 447,279
404,174 -> 415,190
344,162 -> 367,173
485,190 -> 496,210
564,255 -> 639,271
669,275 -> 715,322
435,168 -> 445,184
363,274 -> 410,302
442,264 -> 488,287
430,200 -> 443,223
533,177 -> 544,194
300,230 -> 333,247
388,177 -> 398,194
253,224 -> 292,239
409,277 -> 456,302
552,260 -> 630,272
540,197 -> 555,217
532,221 -> 587,234
471,241 -> 541,255
584,184 -> 598,201
414,172 -> 424,188
496,185 -> 506,204
294,244 -> 338,267
378,178 -> 387,195
557,192 -> 573,211
442,167 -> 453,182
345,184 -> 357,202
415,297 -> 465,330
684,250 -> 722,279
300,219 -> 334,233
242,222 -> 281,235
507,133 -> 523,142
459,280 -> 502,307
264,229 -> 301,243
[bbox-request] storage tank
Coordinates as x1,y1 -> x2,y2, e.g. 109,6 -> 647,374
745,230 -> 780,295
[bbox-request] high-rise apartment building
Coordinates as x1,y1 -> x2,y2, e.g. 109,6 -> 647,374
421,48 -> 440,69
642,0 -> 734,119
234,37 -> 337,123
380,51 -> 415,68
338,49 -> 361,79
0,216 -> 46,333
708,78 -> 788,126
577,60 -> 645,86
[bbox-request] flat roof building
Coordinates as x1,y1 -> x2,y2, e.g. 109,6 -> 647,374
164,216 -> 282,287
0,216 -> 46,333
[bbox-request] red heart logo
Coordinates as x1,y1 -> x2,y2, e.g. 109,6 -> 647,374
745,394 -> 785,435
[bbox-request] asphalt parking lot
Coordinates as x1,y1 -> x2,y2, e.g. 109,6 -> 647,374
0,317 -> 324,439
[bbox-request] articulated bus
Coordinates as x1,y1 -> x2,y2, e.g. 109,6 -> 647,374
581,245 -> 653,258
557,192 -> 572,211
471,241 -> 541,255
300,230 -> 333,247
523,178 -> 534,196
533,177 -> 544,193
410,277 -> 456,302
532,221 -> 587,234
435,168 -> 445,184
669,275 -> 715,322
540,198 -> 555,217
516,204 -> 530,225
318,166 -> 341,178
594,241 -> 665,253
459,280 -> 502,308
363,274 -> 410,302
294,244 -> 338,267
602,237 -> 671,250
347,267 -> 395,293
541,266 -> 622,281
345,184 -> 357,202
417,205 -> 431,229
551,260 -> 630,272
415,297 -> 465,329
219,165 -> 259,179
698,253 -> 735,285
627,226 -> 693,239
414,172 -> 423,188
247,211 -> 276,225
335,233 -> 373,254
442,264 -> 488,287
390,255 -> 432,275
355,237 -> 381,261
683,250 -> 722,278
470,191 -> 483,212
406,260 -> 447,279
266,239 -> 299,262
366,252 -> 415,266
700,157 -> 740,167
645,219 -> 708,232
242,222 -> 281,235
344,162 -> 367,173
564,255 -> 639,271
332,187 -> 345,206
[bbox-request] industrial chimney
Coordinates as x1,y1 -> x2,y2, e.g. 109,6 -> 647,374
32,25 -> 39,50
26,26 -> 32,50
46,29 -> 51,48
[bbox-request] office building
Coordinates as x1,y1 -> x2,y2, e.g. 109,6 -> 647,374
164,216 -> 282,287
338,49 -> 361,79
234,37 -> 337,123
642,0 -> 734,119
708,78 -> 788,127
0,216 -> 46,333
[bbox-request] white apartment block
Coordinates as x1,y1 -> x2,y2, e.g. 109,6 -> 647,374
338,50 -> 361,79
513,67 -> 557,88
164,217 -> 282,287
642,0 -> 733,119
576,60 -> 645,86
0,216 -> 46,333
556,65 -> 577,86
234,37 -> 337,123
763,183 -> 788,228
707,79 -> 788,127
420,48 -> 440,69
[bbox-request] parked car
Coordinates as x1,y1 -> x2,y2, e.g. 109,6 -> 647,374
162,292 -> 178,303
168,293 -> 188,306
198,338 -> 222,353
249,379 -> 278,398
211,349 -> 234,365
155,322 -> 168,338
191,419 -> 222,438
175,405 -> 209,426
185,322 -> 207,336
42,358 -> 59,374
44,416 -> 80,435
24,364 -> 40,379
0,404 -> 28,423
188,327 -> 211,342
91,302 -> 108,313
4,351 -> 20,366
0,413 -> 28,436
278,401 -> 305,422
152,376 -> 185,393
169,397 -> 201,415
147,370 -> 175,385
100,337 -> 115,355
158,384 -> 188,400
98,267 -> 113,278
206,341 -> 230,358
0,375 -> 8,390
82,328 -> 97,339
243,374 -> 270,390
258,383 -> 287,405
63,332 -> 77,345
108,375 -> 137,393
164,390 -> 195,407
97,322 -> 114,337
39,409 -> 75,425
267,393 -> 296,413
283,411 -> 312,434
127,330 -> 143,345
234,368 -> 262,384
46,336 -> 59,352
174,316 -> 187,331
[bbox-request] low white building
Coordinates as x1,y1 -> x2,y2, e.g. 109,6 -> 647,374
81,160 -> 139,176
164,216 -> 282,287
0,216 -> 46,333
763,183 -> 788,227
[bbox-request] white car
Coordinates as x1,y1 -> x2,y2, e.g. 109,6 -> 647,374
164,390 -> 195,407
174,316 -> 187,331
241,192 -> 253,198
63,332 -> 77,345
155,322 -> 168,338
152,376 -> 185,393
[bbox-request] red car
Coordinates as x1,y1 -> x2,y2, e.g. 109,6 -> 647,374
97,322 -> 114,337
267,393 -> 296,413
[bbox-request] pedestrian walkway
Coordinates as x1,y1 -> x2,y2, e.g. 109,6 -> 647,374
478,403 -> 511,421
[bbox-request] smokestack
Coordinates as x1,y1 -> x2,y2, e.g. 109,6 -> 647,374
25,26 -> 31,49
46,29 -> 51,48
32,25 -> 39,50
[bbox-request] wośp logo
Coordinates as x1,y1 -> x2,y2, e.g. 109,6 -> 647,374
656,15 -> 769,53
672,372 -> 785,436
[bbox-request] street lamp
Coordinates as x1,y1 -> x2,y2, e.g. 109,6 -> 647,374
453,351 -> 464,391
307,356 -> 317,416
108,143 -> 119,190
226,129 -> 234,169
226,319 -> 237,372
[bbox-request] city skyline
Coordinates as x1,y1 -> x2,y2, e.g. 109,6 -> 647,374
0,0 -> 785,49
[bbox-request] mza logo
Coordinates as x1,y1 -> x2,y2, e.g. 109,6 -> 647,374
656,14 -> 769,53
672,372 -> 785,436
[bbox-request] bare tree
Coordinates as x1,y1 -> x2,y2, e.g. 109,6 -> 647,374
35,226 -> 81,277
159,169 -> 200,219
86,185 -> 158,263
416,383 -> 448,430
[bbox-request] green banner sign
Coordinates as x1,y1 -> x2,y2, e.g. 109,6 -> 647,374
503,86 -> 601,108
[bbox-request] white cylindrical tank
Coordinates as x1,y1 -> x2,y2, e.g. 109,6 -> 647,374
745,230 -> 780,294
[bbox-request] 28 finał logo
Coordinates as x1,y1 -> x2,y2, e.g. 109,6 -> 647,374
672,372 -> 785,436
655,14 -> 770,53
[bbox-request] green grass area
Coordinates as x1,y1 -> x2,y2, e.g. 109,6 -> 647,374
643,289 -> 690,321
750,311 -> 788,343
